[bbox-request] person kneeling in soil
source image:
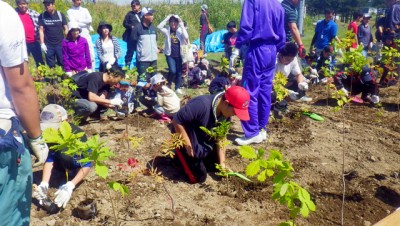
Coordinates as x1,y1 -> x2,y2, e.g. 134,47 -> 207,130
110,80 -> 135,118
209,67 -> 242,94
33,104 -> 92,209
334,65 -> 380,104
172,86 -> 250,183
150,73 -> 180,123
72,65 -> 125,121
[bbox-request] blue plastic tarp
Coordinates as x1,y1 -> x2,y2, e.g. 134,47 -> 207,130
192,30 -> 227,53
91,34 -> 136,70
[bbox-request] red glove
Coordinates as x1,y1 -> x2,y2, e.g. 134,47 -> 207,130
298,44 -> 306,58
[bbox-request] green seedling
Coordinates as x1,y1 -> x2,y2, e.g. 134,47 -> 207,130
239,146 -> 316,225
273,71 -> 289,102
220,56 -> 230,74
200,120 -> 231,149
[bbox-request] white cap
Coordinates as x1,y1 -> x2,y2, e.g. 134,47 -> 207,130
363,13 -> 371,18
68,21 -> 81,32
40,104 -> 68,130
150,73 -> 166,85
140,7 -> 156,17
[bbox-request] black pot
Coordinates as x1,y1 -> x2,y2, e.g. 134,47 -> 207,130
75,199 -> 97,220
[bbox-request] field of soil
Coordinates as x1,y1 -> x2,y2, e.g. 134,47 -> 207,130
30,84 -> 400,226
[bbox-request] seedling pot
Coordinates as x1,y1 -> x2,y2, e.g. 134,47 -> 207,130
75,199 -> 97,220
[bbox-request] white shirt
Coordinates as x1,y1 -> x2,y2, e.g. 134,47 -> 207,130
275,56 -> 301,78
67,6 -> 93,35
0,1 -> 28,119
102,39 -> 115,63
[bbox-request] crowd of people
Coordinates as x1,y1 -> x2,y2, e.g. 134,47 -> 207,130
2,0 -> 400,224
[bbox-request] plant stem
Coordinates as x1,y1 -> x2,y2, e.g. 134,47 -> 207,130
340,103 -> 346,226
162,183 -> 175,219
107,189 -> 119,226
126,124 -> 130,151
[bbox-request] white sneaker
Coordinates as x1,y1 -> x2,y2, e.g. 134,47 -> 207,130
235,132 -> 264,146
261,130 -> 267,141
176,88 -> 183,95
296,96 -> 313,102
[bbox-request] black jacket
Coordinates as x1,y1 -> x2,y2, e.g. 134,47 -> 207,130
122,11 -> 141,42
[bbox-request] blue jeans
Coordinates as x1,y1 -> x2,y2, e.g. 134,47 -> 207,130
0,118 -> 32,226
45,43 -> 63,68
73,99 -> 99,121
166,55 -> 183,90
27,41 -> 44,67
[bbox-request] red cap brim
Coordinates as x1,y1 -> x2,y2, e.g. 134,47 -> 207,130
234,107 -> 250,121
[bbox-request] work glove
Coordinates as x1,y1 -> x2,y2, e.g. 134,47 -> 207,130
41,43 -> 47,54
106,62 -> 112,70
87,69 -> 93,73
287,90 -> 299,101
54,181 -> 75,208
29,135 -> 49,167
33,181 -> 49,205
371,95 -> 380,104
106,57 -> 116,70
65,71 -> 73,77
298,81 -> 309,91
298,44 -> 306,58
128,103 -> 134,114
110,98 -> 124,108
116,111 -> 126,119
310,69 -> 318,78
369,42 -> 373,49
340,87 -> 349,96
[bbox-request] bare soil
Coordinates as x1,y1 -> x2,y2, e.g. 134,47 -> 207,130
30,84 -> 400,226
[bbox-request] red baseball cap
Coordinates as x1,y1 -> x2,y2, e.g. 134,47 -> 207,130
224,86 -> 250,121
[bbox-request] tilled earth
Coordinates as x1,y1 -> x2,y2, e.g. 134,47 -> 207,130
30,84 -> 400,226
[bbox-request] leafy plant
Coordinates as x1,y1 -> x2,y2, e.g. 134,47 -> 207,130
215,163 -> 251,182
273,72 -> 289,102
200,120 -> 231,149
219,56 -> 230,74
161,133 -> 185,158
331,88 -> 351,111
239,146 -> 316,225
124,67 -> 139,83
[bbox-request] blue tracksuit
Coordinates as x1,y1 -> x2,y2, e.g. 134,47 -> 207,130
236,0 -> 286,138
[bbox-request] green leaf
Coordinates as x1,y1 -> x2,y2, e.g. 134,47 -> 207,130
59,121 -> 72,139
257,148 -> 265,158
257,169 -> 267,182
227,172 -> 252,182
280,183 -> 289,196
95,162 -> 108,179
42,127 -> 62,144
300,203 -> 310,217
266,169 -> 274,177
108,182 -> 130,197
269,149 -> 283,160
239,146 -> 257,159
273,171 -> 287,184
245,160 -> 261,177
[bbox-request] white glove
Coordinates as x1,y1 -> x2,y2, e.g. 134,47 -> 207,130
106,62 -> 112,70
65,71 -> 73,77
144,96 -> 152,101
116,111 -> 126,118
340,87 -> 349,96
310,69 -> 318,78
128,103 -> 134,113
41,43 -> 47,54
320,78 -> 328,84
109,57 -> 116,65
110,98 -> 123,108
371,95 -> 380,104
54,181 -> 75,208
288,90 -> 299,101
298,82 -> 308,91
369,42 -> 373,49
87,69 -> 92,73
29,135 -> 49,167
33,181 -> 49,205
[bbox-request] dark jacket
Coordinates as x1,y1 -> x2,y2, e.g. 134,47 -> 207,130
122,11 -> 141,42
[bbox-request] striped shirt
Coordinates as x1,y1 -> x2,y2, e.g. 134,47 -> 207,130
281,0 -> 298,42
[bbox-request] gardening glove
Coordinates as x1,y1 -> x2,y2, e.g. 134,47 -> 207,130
369,42 -> 373,49
298,82 -> 309,91
116,111 -> 126,118
54,181 -> 75,208
106,62 -> 112,70
87,69 -> 93,73
287,90 -> 299,101
65,71 -> 73,77
310,69 -> 318,78
340,87 -> 349,96
298,44 -> 306,58
144,96 -> 152,101
29,135 -> 49,167
371,95 -> 380,104
110,98 -> 123,108
33,181 -> 49,205
128,103 -> 134,113
40,43 -> 47,54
